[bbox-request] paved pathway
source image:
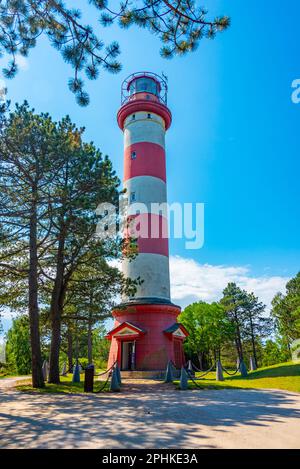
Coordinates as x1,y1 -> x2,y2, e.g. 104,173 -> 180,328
0,376 -> 31,388
0,378 -> 300,448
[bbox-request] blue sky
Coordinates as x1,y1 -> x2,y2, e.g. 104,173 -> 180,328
1,0 -> 299,333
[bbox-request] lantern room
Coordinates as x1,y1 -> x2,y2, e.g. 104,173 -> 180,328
121,71 -> 168,105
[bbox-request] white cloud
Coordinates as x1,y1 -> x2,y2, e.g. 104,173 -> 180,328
170,255 -> 289,311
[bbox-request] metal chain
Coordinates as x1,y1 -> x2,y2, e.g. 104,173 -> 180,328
92,360 -> 118,393
94,360 -> 117,377
186,370 -> 206,389
221,364 -> 240,376
93,374 -> 110,393
190,362 -> 215,378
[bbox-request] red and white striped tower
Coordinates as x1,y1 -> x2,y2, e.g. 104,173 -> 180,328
107,72 -> 188,376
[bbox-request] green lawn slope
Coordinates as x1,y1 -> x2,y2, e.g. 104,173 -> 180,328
181,362 -> 300,393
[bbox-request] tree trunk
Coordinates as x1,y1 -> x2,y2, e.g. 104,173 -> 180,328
67,326 -> 73,371
87,313 -> 93,364
28,185 -> 44,388
234,313 -> 244,360
249,314 -> 258,367
197,352 -> 203,370
48,230 -> 66,384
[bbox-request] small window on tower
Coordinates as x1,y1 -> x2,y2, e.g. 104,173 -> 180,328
147,113 -> 152,119
132,114 -> 135,120
130,192 -> 136,202
131,151 -> 136,160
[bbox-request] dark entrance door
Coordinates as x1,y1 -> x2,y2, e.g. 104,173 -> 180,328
173,339 -> 182,369
121,341 -> 134,370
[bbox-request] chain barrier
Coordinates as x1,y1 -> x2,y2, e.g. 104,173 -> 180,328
92,360 -> 118,393
93,373 -> 111,393
94,360 -> 117,377
190,362 -> 216,378
221,363 -> 240,376
190,361 -> 205,372
170,359 -> 215,380
186,369 -> 207,389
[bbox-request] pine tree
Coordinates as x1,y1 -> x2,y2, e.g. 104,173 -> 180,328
220,283 -> 248,361
243,292 -> 272,368
271,272 -> 300,353
0,1 -> 230,105
0,102 -> 62,387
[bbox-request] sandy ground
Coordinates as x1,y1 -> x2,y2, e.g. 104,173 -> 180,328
0,378 -> 300,449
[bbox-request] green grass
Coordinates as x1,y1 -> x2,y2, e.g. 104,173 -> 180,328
176,362 -> 300,393
16,373 -> 110,394
0,373 -> 19,379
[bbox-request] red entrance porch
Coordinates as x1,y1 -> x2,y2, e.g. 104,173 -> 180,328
106,303 -> 188,371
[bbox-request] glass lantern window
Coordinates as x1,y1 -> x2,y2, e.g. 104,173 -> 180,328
129,77 -> 158,96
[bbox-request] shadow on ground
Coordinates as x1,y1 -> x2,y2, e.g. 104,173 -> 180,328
0,384 -> 300,448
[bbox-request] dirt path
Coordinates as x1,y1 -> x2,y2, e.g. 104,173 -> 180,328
1,380 -> 300,448
122,378 -> 174,393
0,376 -> 31,389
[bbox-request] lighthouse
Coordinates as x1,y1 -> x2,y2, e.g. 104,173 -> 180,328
106,72 -> 188,376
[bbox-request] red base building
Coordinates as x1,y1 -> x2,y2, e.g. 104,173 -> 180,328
106,72 -> 188,375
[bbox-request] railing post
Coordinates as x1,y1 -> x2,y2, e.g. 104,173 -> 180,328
72,362 -> 80,383
239,359 -> 248,377
110,367 -> 121,392
216,360 -> 224,381
179,367 -> 188,390
164,360 -> 173,383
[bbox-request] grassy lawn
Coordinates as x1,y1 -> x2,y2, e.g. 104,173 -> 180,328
0,373 -> 20,379
176,362 -> 300,393
16,372 -> 110,394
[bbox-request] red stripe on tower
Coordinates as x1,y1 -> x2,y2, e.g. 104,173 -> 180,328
124,142 -> 166,182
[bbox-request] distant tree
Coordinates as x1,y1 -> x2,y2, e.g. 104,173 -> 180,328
220,283 -> 248,361
179,301 -> 234,368
243,292 -> 272,367
92,325 -> 111,366
261,339 -> 291,367
0,1 -> 230,105
6,316 -> 31,374
271,272 -> 300,354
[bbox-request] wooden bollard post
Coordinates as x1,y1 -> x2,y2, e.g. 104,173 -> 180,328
84,364 -> 94,392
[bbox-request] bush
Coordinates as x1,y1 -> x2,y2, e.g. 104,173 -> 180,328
6,316 -> 31,375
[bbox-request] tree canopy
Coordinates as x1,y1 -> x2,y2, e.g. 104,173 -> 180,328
0,1 -> 230,105
0,101 -> 135,386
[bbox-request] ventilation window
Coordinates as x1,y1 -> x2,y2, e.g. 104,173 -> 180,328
146,94 -> 150,100
131,151 -> 137,160
130,192 -> 136,202
147,113 -> 152,119
132,114 -> 135,120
